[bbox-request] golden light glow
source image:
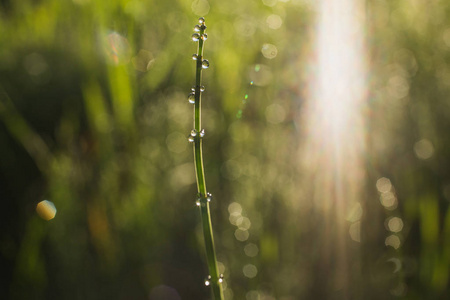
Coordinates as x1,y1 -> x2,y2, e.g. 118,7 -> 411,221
36,200 -> 57,221
301,0 -> 367,291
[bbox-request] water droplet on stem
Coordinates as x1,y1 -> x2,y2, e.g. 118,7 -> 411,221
188,92 -> 195,104
204,275 -> 211,286
202,59 -> 209,69
192,33 -> 200,42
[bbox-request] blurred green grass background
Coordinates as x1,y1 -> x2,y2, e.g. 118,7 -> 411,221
1,0 -> 450,299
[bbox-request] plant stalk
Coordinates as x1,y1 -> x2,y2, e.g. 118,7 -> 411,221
192,19 -> 224,300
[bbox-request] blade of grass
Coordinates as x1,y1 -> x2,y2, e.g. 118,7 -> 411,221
188,17 -> 224,300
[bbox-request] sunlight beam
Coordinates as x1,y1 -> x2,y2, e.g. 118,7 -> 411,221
301,0 -> 367,296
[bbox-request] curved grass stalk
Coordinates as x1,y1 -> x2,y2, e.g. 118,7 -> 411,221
188,17 -> 224,300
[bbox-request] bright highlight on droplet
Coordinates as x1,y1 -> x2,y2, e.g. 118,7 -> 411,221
414,139 -> 434,160
36,200 -> 57,221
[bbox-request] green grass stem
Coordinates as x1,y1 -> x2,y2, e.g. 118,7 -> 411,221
189,17 -> 224,300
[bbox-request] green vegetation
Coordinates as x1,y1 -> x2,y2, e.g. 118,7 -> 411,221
0,0 -> 450,299
189,17 -> 224,300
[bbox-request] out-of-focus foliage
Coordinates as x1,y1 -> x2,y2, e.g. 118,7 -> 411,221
1,0 -> 450,299
0,0 -> 311,299
364,1 -> 450,299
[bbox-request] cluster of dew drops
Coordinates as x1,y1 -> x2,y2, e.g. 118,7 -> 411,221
188,17 -> 225,289
204,274 -> 225,287
187,17 -> 210,145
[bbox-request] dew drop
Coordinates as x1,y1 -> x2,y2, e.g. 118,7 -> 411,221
188,92 -> 195,104
206,192 -> 212,202
192,33 -> 200,42
188,136 -> 195,143
191,86 -> 196,92
202,59 -> 209,69
218,274 -> 224,283
199,17 -> 205,25
194,25 -> 201,32
201,33 -> 208,41
196,200 -> 201,206
200,85 -> 205,92
204,275 -> 211,286
191,129 -> 198,137
192,54 -> 198,61
199,129 -> 205,138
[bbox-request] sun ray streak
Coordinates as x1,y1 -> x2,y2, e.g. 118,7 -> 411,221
301,0 -> 368,296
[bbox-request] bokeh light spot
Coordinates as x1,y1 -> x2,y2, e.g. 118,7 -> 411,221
24,53 -> 48,76
349,221 -> 361,242
262,0 -> 277,7
261,43 -> 278,59
243,264 -> 258,278
386,216 -> 404,233
248,63 -> 272,86
385,234 -> 401,249
235,229 -> 249,241
105,32 -> 131,64
228,202 -> 243,214
266,14 -> 283,29
346,202 -> 363,222
380,191 -> 398,210
376,177 -> 392,193
265,104 -> 286,124
234,17 -> 257,37
246,290 -> 260,300
132,50 -> 154,72
166,132 -> 187,153
36,200 -> 57,221
236,216 -> 252,230
414,139 -> 434,160
244,243 -> 259,257
149,285 -> 181,300
191,0 -> 210,16
221,160 -> 242,181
